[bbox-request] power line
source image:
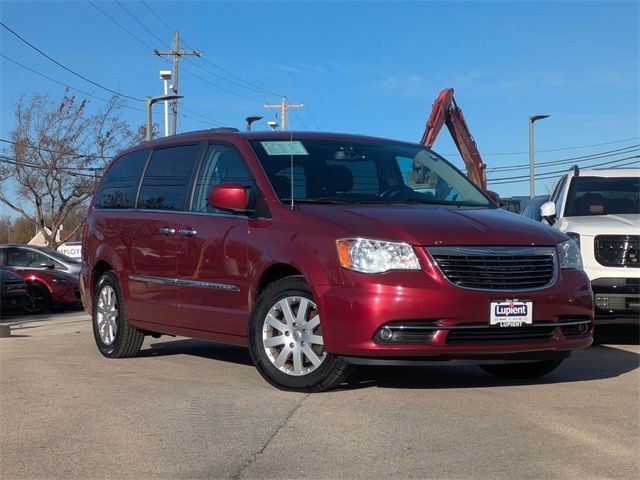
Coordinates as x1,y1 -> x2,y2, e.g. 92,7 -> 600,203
304,104 -> 322,130
1,54 -> 146,113
0,156 -> 99,177
139,0 -> 288,99
141,0 -> 174,35
487,144 -> 640,173
88,0 -> 155,51
0,139 -> 113,161
0,21 -> 142,103
115,0 -> 170,48
445,136 -> 640,157
489,155 -> 640,184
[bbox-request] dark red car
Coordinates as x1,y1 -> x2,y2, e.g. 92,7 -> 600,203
11,268 -> 80,314
81,130 -> 593,391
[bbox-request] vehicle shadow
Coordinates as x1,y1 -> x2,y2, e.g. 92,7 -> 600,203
142,339 -> 254,366
594,324 -> 639,345
342,344 -> 639,390
142,338 -> 639,391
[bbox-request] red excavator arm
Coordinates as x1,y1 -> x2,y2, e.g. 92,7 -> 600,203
420,88 -> 488,191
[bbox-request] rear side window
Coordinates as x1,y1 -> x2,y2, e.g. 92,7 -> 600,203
95,149 -> 150,209
138,144 -> 201,211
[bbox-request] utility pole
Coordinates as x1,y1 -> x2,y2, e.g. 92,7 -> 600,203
264,97 -> 304,130
154,31 -> 200,135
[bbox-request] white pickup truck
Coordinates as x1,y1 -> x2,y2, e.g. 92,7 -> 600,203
541,167 -> 639,324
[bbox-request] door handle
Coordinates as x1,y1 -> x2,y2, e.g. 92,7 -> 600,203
178,229 -> 197,236
159,227 -> 176,235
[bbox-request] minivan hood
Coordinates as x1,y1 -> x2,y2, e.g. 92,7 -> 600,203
558,214 -> 640,236
299,204 -> 565,246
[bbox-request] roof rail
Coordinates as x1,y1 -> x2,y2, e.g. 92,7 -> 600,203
210,127 -> 239,133
571,164 -> 580,177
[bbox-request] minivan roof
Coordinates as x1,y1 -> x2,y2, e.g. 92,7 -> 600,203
118,129 -> 416,159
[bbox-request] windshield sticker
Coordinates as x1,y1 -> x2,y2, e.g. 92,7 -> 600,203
261,141 -> 309,156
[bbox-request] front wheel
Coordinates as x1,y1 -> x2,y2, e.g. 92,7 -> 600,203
92,271 -> 144,358
248,277 -> 351,392
479,359 -> 563,379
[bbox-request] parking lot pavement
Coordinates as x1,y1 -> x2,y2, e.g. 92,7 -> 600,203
1,312 -> 638,480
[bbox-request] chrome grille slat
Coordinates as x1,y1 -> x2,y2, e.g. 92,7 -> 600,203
427,246 -> 556,291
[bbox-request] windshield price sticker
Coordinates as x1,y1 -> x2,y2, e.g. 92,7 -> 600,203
261,141 -> 309,156
490,300 -> 533,327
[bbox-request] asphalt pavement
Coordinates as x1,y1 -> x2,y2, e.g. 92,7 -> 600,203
1,312 -> 638,479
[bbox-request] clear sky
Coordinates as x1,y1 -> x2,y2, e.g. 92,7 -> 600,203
1,0 -> 638,216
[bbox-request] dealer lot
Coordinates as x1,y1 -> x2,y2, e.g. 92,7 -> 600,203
1,312 -> 638,479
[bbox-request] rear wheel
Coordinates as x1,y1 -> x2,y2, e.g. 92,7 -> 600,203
92,271 -> 144,358
479,359 -> 563,379
23,283 -> 52,314
248,277 -> 351,392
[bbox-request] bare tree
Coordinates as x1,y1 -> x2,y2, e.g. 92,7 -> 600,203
0,91 -> 145,248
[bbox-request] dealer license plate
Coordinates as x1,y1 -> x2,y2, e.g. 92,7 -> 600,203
490,300 -> 533,327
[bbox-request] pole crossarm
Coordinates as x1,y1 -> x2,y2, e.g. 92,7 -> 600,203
265,98 -> 304,130
154,31 -> 200,135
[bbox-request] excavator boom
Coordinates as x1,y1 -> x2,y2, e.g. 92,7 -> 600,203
421,88 -> 487,191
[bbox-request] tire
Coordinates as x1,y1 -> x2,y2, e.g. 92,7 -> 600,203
23,282 -> 52,314
248,277 -> 352,392
479,359 -> 563,379
92,271 -> 144,358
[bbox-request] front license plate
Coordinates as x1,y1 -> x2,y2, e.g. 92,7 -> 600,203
490,300 -> 533,327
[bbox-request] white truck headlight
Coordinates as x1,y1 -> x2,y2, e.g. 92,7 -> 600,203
558,238 -> 583,270
336,238 -> 421,273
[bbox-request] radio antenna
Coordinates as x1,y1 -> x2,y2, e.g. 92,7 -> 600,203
290,126 -> 294,211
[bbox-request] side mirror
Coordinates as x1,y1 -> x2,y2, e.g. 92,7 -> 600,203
485,190 -> 501,205
40,263 -> 55,270
208,184 -> 250,212
540,201 -> 557,224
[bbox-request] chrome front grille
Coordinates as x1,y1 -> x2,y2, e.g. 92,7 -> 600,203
595,235 -> 639,268
427,246 -> 556,290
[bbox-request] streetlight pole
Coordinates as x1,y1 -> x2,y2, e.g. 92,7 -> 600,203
529,114 -> 550,198
245,115 -> 263,131
146,94 -> 183,141
160,70 -> 172,137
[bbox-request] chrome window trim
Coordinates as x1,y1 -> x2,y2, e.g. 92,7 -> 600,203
128,274 -> 240,292
425,246 -> 558,292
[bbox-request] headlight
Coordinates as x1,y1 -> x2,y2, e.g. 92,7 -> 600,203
336,238 -> 421,273
558,238 -> 583,270
566,232 -> 580,248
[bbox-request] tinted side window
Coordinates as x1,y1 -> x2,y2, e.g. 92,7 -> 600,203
95,149 -> 150,209
192,145 -> 252,214
6,248 -> 51,268
138,144 -> 201,211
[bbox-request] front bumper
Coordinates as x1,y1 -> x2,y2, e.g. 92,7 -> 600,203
317,268 -> 593,358
592,277 -> 640,324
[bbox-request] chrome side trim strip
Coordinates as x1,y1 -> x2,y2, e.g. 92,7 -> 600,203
128,275 -> 240,292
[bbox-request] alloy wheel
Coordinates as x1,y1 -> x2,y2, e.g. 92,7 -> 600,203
262,296 -> 326,376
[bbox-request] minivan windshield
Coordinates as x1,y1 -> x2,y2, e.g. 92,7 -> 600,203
249,138 -> 491,207
564,176 -> 640,216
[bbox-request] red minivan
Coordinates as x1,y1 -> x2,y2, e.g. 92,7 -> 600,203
81,130 -> 593,391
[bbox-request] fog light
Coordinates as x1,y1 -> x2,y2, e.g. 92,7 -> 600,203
379,327 -> 393,341
578,323 -> 589,334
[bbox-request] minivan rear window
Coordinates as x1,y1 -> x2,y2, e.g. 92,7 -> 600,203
95,149 -> 150,209
137,144 -> 201,211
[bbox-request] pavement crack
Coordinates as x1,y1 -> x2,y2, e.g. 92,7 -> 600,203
231,393 -> 309,480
